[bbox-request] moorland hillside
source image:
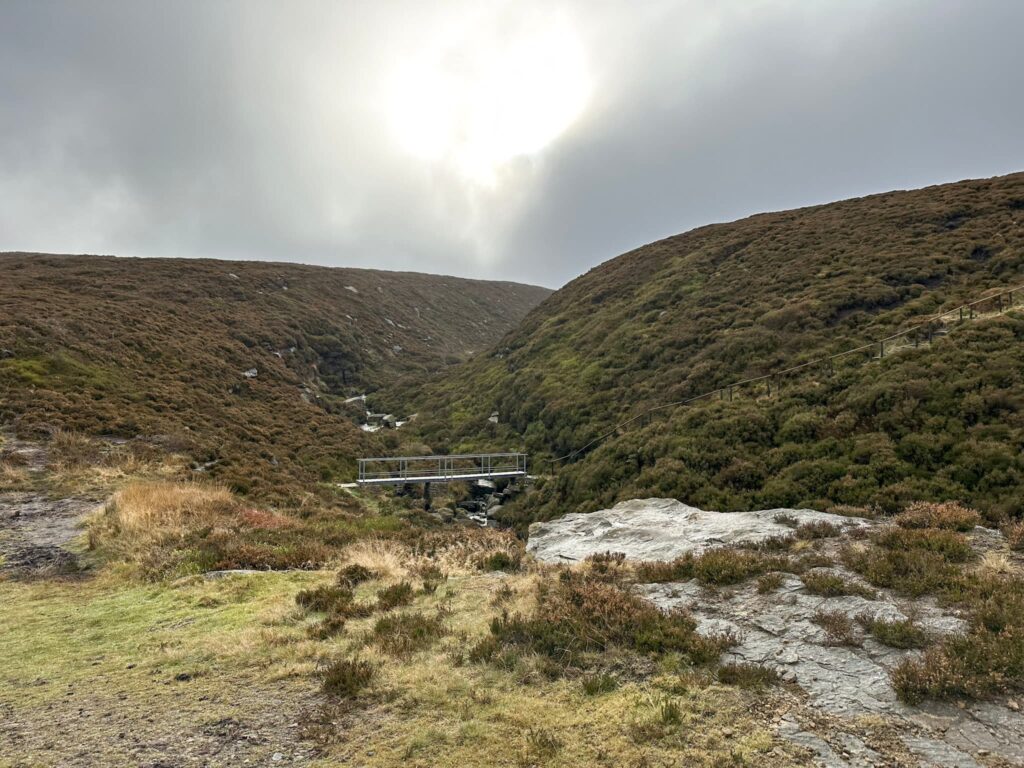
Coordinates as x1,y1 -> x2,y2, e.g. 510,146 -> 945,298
0,253 -> 550,499
402,172 -> 1024,526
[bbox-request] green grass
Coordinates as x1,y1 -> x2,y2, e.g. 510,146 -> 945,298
0,570 -> 322,709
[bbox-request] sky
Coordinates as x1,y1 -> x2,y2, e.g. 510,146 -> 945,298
1,1 -> 1022,288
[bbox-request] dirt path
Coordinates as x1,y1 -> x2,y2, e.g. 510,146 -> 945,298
0,492 -> 97,576
0,676 -> 323,768
0,433 -> 97,577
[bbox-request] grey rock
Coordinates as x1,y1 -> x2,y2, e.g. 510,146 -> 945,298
527,498 -> 869,563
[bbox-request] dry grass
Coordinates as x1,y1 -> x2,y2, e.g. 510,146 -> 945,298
339,539 -> 412,581
338,529 -> 522,582
0,459 -> 30,490
89,481 -> 237,549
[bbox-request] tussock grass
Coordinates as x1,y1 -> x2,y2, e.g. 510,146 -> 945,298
89,481 -> 237,550
580,672 -> 618,695
0,459 -> 30,490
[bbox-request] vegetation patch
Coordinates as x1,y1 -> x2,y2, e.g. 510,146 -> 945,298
813,610 -> 861,646
637,546 -> 833,587
476,550 -> 521,573
800,570 -> 876,599
716,662 -> 781,689
856,615 -> 930,649
756,572 -> 786,594
370,610 -> 449,656
842,545 -> 959,597
337,563 -> 378,587
376,581 -> 415,611
873,526 -> 974,563
320,656 -> 377,698
1004,521 -> 1024,551
580,672 -> 619,695
471,571 -> 732,670
795,520 -> 843,539
896,502 -> 981,532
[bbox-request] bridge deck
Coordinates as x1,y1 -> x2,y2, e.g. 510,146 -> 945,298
357,452 -> 527,486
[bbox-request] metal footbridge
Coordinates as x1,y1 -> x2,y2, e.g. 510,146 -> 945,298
357,452 -> 527,487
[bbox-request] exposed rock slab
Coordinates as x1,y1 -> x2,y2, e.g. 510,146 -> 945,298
527,497 -> 870,563
528,498 -> 1024,765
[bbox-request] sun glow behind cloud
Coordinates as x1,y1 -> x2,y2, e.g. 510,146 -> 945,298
385,10 -> 591,185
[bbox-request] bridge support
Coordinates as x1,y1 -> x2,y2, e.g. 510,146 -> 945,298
423,482 -> 431,511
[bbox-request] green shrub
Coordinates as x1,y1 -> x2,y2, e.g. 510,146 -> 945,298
842,545 -> 958,597
756,572 -> 785,594
873,527 -> 974,563
337,563 -> 377,587
296,584 -> 355,613
795,520 -> 843,539
308,615 -> 348,640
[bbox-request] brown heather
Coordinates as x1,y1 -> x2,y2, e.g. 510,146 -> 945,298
0,253 -> 549,502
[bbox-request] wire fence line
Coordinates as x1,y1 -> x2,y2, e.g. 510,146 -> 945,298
544,282 -> 1024,468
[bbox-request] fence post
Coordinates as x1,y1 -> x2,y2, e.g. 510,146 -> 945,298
879,341 -> 884,358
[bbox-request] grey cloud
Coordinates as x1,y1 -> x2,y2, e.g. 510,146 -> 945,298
1,1 -> 1022,288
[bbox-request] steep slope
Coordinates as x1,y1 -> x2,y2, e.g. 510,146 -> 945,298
406,172 -> 1024,525
0,254 -> 550,499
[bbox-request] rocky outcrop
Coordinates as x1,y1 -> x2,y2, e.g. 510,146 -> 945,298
526,498 -> 869,563
526,498 -> 1024,766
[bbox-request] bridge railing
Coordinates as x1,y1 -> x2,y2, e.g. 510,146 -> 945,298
357,452 -> 527,486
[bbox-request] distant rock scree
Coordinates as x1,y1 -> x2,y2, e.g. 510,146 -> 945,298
526,498 -> 869,563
